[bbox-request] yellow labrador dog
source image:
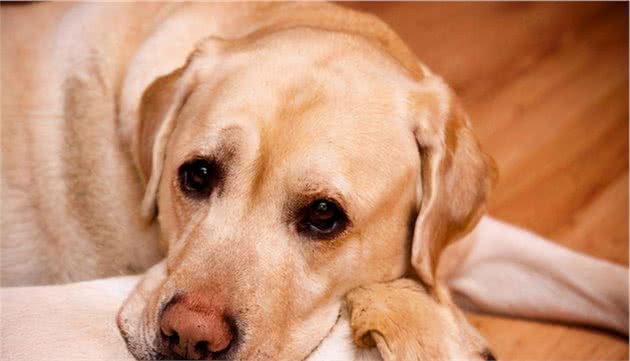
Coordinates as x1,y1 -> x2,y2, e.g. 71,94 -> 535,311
1,2 -> 627,361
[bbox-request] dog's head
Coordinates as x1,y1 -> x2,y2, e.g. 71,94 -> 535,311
117,14 -> 495,361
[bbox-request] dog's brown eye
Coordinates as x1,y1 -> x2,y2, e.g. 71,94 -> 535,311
298,199 -> 347,238
178,159 -> 217,198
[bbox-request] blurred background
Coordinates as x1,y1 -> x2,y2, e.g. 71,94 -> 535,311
342,2 -> 629,360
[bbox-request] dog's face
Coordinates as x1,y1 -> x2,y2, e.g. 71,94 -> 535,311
118,27 -> 495,360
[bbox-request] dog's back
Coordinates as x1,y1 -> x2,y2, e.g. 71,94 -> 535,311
0,3 -> 168,285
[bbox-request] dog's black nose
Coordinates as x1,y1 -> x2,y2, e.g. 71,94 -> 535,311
159,293 -> 237,360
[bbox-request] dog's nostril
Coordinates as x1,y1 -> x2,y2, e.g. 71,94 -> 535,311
167,331 -> 180,346
194,341 -> 209,358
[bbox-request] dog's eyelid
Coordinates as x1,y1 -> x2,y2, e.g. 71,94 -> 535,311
298,190 -> 351,219
182,153 -> 212,164
179,149 -> 230,174
181,150 -> 217,163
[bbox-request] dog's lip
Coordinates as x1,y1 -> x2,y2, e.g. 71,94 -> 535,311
118,294 -> 172,360
301,307 -> 343,361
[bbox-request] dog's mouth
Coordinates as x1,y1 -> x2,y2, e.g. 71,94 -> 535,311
116,262 -> 168,360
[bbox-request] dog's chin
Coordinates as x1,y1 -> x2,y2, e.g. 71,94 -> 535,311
116,303 -> 161,360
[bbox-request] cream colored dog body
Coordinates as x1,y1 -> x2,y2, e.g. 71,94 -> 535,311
1,3 -> 627,361
2,3 -> 165,285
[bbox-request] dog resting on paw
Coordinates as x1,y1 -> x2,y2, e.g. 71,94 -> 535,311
1,274 -> 494,361
3,3 -> 497,359
1,3 -> 627,361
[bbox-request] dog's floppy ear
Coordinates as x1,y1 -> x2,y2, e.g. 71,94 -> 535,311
409,75 -> 497,289
133,40 -> 228,221
133,61 -> 198,221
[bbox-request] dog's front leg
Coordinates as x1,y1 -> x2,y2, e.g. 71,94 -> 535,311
440,216 -> 628,334
1,276 -> 140,361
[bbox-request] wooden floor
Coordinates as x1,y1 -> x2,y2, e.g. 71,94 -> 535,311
344,2 -> 629,360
